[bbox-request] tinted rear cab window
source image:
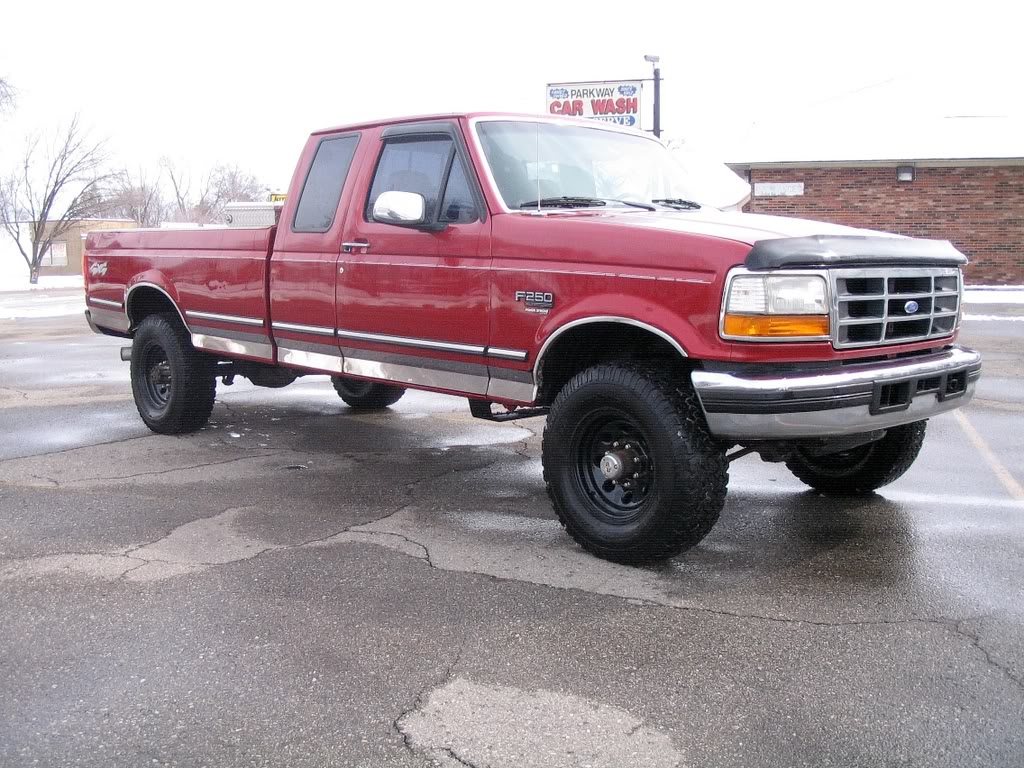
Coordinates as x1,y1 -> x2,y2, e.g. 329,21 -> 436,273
293,134 -> 359,232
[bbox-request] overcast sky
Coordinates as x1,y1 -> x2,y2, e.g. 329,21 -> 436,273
1,0 -> 1020,191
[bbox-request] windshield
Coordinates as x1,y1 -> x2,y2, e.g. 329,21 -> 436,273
475,120 -> 705,210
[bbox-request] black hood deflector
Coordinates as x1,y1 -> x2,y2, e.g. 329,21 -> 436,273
745,235 -> 967,270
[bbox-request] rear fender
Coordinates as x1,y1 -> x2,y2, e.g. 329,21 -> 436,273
125,272 -> 188,331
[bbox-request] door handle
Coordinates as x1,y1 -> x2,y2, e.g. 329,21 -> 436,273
342,240 -> 370,253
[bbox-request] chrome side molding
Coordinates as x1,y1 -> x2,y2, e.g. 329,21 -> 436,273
336,328 -> 487,356
272,321 -> 336,337
185,310 -> 265,327
191,333 -> 273,361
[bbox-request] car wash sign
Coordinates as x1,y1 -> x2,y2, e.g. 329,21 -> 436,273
546,80 -> 642,128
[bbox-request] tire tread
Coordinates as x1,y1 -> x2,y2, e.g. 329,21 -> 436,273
542,362 -> 728,564
331,377 -> 405,409
785,421 -> 927,495
131,314 -> 216,434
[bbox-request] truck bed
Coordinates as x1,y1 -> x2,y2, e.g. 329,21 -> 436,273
84,226 -> 277,359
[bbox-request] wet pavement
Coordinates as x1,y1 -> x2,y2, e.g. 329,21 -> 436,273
0,307 -> 1022,767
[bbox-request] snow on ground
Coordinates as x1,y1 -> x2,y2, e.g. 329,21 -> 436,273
963,287 -> 1024,304
963,313 -> 1024,322
0,292 -> 85,320
0,275 -> 84,293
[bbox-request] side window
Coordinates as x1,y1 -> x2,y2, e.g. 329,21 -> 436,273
439,154 -> 478,224
367,138 -> 453,221
293,134 -> 359,232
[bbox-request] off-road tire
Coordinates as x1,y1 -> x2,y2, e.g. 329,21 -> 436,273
542,363 -> 729,564
130,313 -> 216,434
331,377 -> 405,410
785,421 -> 928,495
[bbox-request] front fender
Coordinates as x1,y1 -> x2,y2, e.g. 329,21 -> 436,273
532,288 -> 716,363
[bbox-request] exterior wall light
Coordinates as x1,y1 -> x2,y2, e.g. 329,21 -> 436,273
896,165 -> 915,182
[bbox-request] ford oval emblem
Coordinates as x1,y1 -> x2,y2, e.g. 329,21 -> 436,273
904,300 -> 920,314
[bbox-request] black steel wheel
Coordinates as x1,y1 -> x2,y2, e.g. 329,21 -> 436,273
130,314 -> 216,434
785,421 -> 928,495
141,343 -> 173,410
331,376 -> 405,409
572,409 -> 655,525
542,362 -> 728,564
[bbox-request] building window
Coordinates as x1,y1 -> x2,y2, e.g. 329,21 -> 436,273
41,241 -> 68,267
896,166 -> 915,182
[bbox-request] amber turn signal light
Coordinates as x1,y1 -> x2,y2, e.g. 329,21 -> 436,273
723,314 -> 830,338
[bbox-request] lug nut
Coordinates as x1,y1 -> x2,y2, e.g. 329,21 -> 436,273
633,472 -> 639,479
634,457 -> 640,463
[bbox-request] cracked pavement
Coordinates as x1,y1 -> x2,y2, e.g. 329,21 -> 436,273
1,312 -> 1023,766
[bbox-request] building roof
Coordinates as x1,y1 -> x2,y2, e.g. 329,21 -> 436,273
727,115 -> 1024,166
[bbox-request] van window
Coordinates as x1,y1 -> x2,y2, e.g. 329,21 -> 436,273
293,134 -> 360,232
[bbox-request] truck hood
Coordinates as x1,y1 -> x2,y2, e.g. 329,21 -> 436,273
547,207 -> 897,246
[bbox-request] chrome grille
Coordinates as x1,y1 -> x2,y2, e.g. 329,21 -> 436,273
831,267 -> 961,349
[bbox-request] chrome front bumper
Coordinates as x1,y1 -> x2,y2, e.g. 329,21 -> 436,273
691,346 -> 982,440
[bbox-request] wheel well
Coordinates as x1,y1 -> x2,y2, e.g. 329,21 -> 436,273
535,322 -> 691,405
126,286 -> 184,332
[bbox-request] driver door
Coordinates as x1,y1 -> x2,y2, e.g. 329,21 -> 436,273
336,124 -> 490,395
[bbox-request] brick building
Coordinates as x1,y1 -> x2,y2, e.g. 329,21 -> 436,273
727,118 -> 1024,284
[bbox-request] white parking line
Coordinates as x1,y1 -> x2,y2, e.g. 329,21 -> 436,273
954,411 -> 1024,501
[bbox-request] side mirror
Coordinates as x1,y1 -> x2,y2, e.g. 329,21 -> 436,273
372,190 -> 427,227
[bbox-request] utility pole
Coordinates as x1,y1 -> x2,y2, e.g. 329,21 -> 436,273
644,54 -> 662,138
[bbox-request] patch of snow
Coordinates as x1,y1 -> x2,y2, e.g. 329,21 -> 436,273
963,313 -> 1024,322
0,275 -> 84,292
963,288 -> 1024,305
0,294 -> 85,319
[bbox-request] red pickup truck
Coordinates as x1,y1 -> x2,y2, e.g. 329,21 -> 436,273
83,112 -> 981,564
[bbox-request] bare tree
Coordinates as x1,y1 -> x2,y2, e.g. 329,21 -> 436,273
0,77 -> 14,112
101,167 -> 164,227
209,165 -> 265,209
161,157 -> 206,222
0,116 -> 109,283
161,158 -> 265,224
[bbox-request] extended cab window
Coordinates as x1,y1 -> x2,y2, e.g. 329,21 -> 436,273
367,137 -> 478,223
293,134 -> 359,232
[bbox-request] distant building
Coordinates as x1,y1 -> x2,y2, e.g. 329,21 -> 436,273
727,116 -> 1024,284
33,219 -> 137,278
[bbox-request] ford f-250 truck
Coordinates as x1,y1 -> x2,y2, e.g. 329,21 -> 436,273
83,112 -> 982,564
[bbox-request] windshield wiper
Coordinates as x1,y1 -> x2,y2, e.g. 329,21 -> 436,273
652,198 -> 702,210
519,196 -> 656,211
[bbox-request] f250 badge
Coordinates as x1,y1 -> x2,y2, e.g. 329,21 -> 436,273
515,290 -> 554,314
88,260 -> 108,277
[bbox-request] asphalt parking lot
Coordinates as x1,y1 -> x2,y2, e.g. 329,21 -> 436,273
1,293 -> 1022,767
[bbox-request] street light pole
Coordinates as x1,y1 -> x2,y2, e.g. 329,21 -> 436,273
644,54 -> 662,139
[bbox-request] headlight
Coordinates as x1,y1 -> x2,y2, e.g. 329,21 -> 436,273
722,273 -> 830,340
